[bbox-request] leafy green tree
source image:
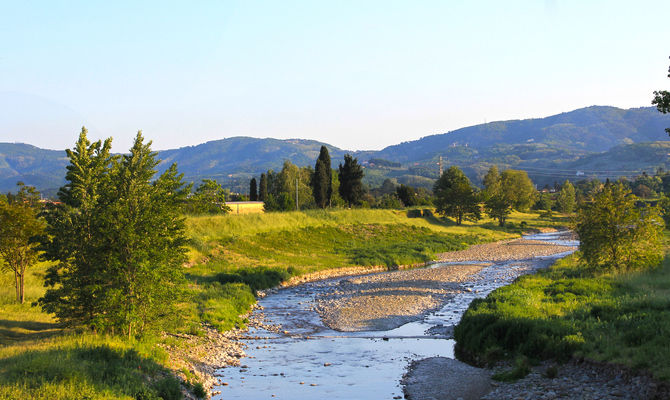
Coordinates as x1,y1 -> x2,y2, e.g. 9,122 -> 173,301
99,133 -> 190,337
39,128 -> 115,329
312,146 -> 333,208
249,177 -> 258,201
375,193 -> 402,209
659,195 -> 670,226
0,183 -> 44,303
483,167 -> 537,226
338,154 -> 365,207
576,183 -> 664,272
501,170 -> 537,211
652,56 -> 670,136
396,184 -> 418,207
556,180 -> 576,213
187,179 -> 230,214
259,173 -> 268,201
40,131 -> 190,337
433,166 -> 480,225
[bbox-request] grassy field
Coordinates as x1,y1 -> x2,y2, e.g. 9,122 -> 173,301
455,237 -> 670,381
0,208 -> 566,399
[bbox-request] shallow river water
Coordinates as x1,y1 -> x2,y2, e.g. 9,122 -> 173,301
212,232 -> 576,400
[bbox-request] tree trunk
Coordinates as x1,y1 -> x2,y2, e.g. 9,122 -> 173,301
19,272 -> 24,304
14,271 -> 20,303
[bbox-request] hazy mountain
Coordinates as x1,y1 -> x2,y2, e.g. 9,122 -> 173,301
2,106 -> 670,195
0,143 -> 69,196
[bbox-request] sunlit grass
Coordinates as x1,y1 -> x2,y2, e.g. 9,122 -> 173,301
456,244 -> 670,381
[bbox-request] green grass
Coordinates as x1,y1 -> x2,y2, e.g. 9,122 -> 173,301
0,264 -> 187,400
455,242 -> 670,381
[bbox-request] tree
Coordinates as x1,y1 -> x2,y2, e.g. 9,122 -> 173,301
501,170 -> 537,211
433,166 -> 480,225
0,183 -> 44,303
249,177 -> 258,201
312,146 -> 332,208
483,167 -> 537,226
338,154 -> 365,207
396,184 -> 418,207
40,131 -> 190,337
259,173 -> 268,201
556,180 -> 576,213
39,128 -> 115,329
652,56 -> 670,136
187,179 -> 230,214
576,183 -> 664,272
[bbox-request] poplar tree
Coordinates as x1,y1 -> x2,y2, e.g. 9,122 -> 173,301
338,154 -> 365,207
556,180 -> 576,213
312,146 -> 332,208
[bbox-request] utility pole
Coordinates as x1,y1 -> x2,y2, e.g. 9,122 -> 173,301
438,155 -> 443,177
295,178 -> 299,211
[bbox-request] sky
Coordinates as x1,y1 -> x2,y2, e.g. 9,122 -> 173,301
1,0 -> 670,152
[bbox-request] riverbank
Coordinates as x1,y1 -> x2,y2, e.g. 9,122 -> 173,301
453,242 -> 670,399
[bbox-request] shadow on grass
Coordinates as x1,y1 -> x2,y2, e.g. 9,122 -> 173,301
0,343 -> 181,400
0,319 -> 62,345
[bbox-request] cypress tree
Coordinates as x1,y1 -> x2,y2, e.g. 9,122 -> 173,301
312,146 -> 332,208
250,177 -> 258,201
259,173 -> 268,201
338,154 -> 365,207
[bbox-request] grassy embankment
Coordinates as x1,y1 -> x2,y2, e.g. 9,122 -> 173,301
0,208 -> 565,399
455,234 -> 670,382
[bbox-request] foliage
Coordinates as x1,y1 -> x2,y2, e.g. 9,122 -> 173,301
455,251 -> 670,382
652,56 -> 670,136
39,130 -> 190,338
258,173 -> 267,201
338,154 -> 365,207
576,183 -> 664,272
483,167 -> 537,226
312,145 -> 333,208
396,184 -> 419,207
0,183 -> 44,303
186,179 -> 230,215
249,177 -> 258,201
433,166 -> 480,225
375,193 -> 403,209
556,180 -> 576,213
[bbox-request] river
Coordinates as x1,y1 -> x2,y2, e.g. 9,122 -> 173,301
211,231 -> 576,399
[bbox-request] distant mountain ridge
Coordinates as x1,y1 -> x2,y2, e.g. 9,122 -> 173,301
2,105 -> 670,195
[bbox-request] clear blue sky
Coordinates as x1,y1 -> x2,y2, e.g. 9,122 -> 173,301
1,1 -> 669,151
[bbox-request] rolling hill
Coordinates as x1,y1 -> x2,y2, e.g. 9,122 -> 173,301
2,106 -> 670,195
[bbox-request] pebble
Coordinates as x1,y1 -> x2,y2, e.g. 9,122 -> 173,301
481,361 -> 668,400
